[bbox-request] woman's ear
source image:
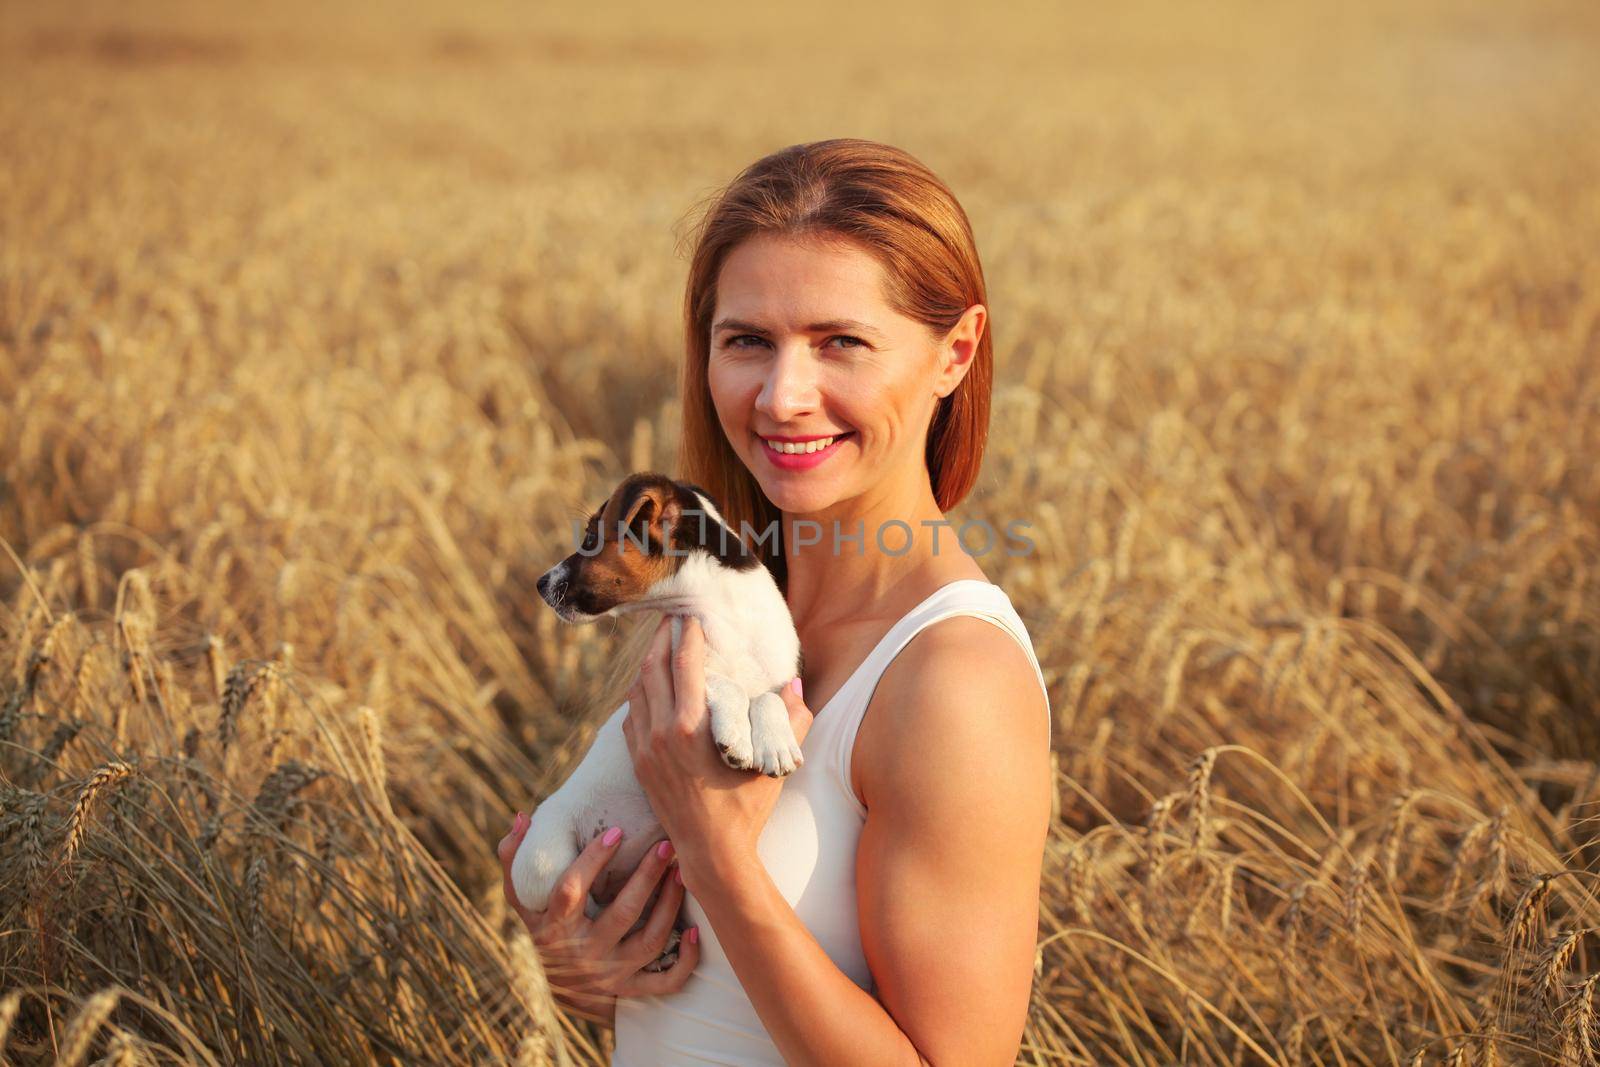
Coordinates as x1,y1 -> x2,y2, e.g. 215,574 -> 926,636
934,303 -> 986,399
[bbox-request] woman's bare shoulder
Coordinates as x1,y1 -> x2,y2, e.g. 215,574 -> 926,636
851,614 -> 1049,812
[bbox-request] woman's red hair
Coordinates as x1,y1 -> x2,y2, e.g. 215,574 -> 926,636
674,138 -> 994,590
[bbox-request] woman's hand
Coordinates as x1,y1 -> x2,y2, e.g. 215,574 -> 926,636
496,812 -> 701,1022
622,615 -> 814,891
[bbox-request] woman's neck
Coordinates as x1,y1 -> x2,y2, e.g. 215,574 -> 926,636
778,478 -> 982,631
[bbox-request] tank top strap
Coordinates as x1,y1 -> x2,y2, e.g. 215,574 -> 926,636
816,579 -> 1051,819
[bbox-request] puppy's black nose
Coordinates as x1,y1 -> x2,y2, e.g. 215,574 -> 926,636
538,571 -> 568,603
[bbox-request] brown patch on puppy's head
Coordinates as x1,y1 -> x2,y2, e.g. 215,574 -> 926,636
537,473 -> 693,622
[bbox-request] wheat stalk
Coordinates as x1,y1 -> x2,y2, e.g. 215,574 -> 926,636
1184,747 -> 1217,853
57,988 -> 122,1067
1505,873 -> 1556,954
63,762 -> 135,864
358,704 -> 389,800
1378,790 -> 1417,885
1445,817 -> 1494,911
205,633 -> 227,700
0,991 -> 21,1055
1561,974 -> 1598,1067
1538,928 -> 1589,1005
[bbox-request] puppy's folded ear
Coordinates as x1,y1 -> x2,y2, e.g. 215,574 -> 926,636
621,484 -> 682,552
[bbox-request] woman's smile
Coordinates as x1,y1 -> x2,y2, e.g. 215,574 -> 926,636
758,430 -> 856,470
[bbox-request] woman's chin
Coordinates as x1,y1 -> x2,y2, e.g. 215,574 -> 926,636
758,481 -> 837,518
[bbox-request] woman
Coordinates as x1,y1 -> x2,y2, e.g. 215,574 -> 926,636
497,138 -> 1052,1065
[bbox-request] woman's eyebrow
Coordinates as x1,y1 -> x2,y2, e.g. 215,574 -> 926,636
713,317 -> 883,338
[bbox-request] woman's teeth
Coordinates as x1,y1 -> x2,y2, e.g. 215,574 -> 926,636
764,434 -> 845,454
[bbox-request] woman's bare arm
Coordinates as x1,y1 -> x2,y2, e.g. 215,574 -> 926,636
684,619 -> 1051,1066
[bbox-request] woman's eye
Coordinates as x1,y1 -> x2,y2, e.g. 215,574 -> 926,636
829,335 -> 866,350
728,334 -> 767,349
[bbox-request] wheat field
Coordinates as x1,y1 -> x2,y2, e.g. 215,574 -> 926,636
2,0 -> 1598,1063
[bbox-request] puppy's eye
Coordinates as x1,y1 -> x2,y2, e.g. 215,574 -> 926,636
579,519 -> 601,552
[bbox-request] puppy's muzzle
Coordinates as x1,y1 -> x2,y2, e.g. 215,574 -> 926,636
536,565 -> 569,609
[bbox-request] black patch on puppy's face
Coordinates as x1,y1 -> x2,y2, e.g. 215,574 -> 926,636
668,481 -> 761,573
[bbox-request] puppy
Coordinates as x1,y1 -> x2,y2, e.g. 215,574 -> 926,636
510,472 -> 803,966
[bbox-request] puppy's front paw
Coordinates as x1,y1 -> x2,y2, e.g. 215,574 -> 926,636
706,672 -> 755,771
714,732 -> 755,771
748,691 -> 803,778
510,807 -> 581,913
750,734 -> 803,778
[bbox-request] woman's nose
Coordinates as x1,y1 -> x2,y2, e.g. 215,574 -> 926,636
754,347 -> 818,422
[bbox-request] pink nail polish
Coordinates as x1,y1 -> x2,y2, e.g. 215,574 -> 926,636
657,840 -> 674,860
687,926 -> 699,945
514,812 -> 528,834
790,676 -> 803,700
602,826 -> 623,847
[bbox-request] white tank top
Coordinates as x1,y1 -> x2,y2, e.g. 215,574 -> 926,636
612,578 -> 1050,1065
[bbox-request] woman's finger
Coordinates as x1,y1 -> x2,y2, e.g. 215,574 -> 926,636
622,685 -> 643,757
618,925 -> 701,996
644,614 -> 672,670
590,838 -> 676,946
638,618 -> 677,739
540,823 -> 629,924
779,677 -> 816,748
616,861 -> 685,965
671,615 -> 708,732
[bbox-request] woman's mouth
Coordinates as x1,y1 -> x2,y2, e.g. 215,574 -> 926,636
758,432 -> 853,471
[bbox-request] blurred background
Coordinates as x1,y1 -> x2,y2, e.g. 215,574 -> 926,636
2,0 -> 1598,1063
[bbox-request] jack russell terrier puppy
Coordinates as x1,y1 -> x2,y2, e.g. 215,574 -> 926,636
510,472 -> 803,968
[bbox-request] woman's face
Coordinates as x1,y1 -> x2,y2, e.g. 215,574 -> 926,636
706,232 -> 982,517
